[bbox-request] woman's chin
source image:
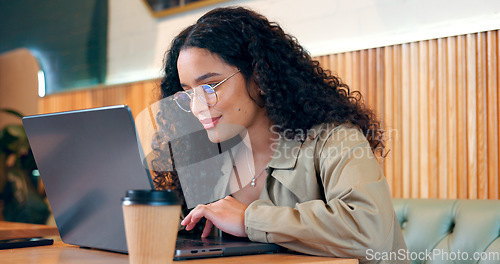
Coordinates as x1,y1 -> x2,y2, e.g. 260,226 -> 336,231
205,123 -> 245,143
206,129 -> 221,143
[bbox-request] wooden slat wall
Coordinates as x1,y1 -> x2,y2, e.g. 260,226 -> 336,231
39,31 -> 500,199
317,31 -> 499,199
39,79 -> 160,119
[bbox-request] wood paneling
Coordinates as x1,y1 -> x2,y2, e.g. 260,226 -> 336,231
39,30 -> 500,199
39,79 -> 160,119
317,31 -> 499,199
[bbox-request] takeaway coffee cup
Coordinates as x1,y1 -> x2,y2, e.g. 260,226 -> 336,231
122,189 -> 182,264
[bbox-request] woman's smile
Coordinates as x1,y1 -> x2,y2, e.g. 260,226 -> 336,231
199,116 -> 221,129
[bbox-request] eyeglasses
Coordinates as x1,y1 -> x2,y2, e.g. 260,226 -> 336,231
174,70 -> 241,112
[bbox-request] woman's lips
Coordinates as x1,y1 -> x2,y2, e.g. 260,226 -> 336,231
199,116 -> 221,129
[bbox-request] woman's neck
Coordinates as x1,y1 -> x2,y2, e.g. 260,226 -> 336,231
243,115 -> 278,164
231,115 -> 277,204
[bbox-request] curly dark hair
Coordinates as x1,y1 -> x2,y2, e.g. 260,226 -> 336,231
153,6 -> 384,192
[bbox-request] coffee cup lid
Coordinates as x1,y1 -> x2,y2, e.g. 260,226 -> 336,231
122,189 -> 182,206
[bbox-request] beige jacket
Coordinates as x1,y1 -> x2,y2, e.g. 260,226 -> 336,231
244,124 -> 409,264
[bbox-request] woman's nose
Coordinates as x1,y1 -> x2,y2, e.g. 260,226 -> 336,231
190,94 -> 209,116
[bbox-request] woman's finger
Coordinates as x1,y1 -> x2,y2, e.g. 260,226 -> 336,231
185,205 -> 218,231
182,205 -> 206,230
180,206 -> 197,226
201,220 -> 214,237
180,212 -> 191,226
181,201 -> 218,227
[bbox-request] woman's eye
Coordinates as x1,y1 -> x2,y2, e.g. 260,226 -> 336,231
202,84 -> 216,93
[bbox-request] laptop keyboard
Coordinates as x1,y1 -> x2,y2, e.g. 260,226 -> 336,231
176,238 -> 224,248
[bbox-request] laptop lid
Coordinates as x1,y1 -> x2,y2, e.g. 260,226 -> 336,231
23,105 -> 280,258
23,105 -> 152,252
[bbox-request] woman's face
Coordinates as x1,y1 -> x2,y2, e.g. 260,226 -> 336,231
177,47 -> 265,143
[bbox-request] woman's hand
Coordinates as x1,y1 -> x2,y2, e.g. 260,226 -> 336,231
180,196 -> 248,237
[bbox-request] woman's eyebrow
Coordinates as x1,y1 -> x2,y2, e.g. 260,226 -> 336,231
195,72 -> 221,83
179,72 -> 221,88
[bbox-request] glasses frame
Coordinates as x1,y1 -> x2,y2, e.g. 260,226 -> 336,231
174,70 -> 241,112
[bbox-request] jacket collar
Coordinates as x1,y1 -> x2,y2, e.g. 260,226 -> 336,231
267,123 -> 330,170
267,136 -> 303,169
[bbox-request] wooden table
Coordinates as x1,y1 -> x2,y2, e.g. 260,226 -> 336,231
0,221 -> 357,263
0,221 -> 59,240
0,241 -> 358,264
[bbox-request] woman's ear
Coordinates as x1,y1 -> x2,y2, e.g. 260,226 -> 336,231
246,77 -> 265,107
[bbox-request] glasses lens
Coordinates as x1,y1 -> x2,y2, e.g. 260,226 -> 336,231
199,85 -> 217,106
174,92 -> 192,112
201,84 -> 215,94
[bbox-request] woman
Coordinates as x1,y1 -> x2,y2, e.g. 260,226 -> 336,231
155,6 -> 408,263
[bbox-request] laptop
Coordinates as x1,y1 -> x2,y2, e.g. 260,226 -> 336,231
22,105 -> 281,259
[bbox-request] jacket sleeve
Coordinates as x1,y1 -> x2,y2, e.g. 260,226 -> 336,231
244,128 -> 405,262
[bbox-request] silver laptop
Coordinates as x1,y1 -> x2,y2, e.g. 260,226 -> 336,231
22,105 -> 280,259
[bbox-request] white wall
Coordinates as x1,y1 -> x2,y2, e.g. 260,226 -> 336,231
107,0 -> 500,86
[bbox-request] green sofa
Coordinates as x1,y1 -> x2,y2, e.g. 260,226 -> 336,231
393,199 -> 500,264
